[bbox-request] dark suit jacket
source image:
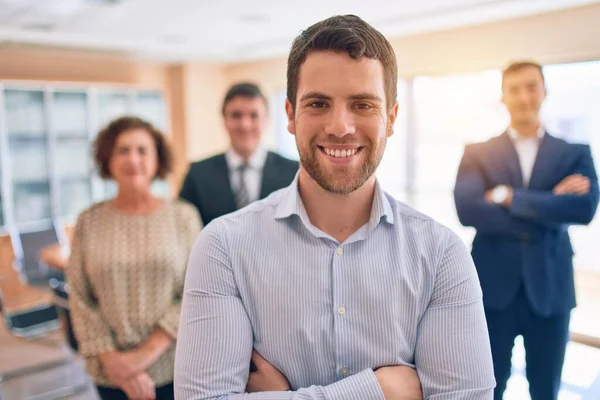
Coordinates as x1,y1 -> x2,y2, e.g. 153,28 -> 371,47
454,132 -> 599,317
179,151 -> 299,226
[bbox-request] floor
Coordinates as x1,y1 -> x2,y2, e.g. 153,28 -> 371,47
505,337 -> 600,400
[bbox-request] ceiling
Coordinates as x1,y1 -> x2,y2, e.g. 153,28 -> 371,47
0,0 -> 598,63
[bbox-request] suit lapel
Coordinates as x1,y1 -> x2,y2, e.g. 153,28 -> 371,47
498,132 -> 524,188
259,152 -> 276,199
528,133 -> 563,190
214,154 -> 237,212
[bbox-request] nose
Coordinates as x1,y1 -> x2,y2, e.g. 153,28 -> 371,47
325,105 -> 356,137
239,115 -> 253,131
125,150 -> 142,167
516,89 -> 530,105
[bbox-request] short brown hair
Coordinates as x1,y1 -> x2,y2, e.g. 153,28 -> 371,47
287,14 -> 398,111
94,116 -> 173,180
221,82 -> 268,115
502,61 -> 545,88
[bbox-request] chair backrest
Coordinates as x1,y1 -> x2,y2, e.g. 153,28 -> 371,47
10,221 -> 67,286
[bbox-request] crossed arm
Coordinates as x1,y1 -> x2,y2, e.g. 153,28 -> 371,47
455,145 -> 599,234
174,224 -> 495,399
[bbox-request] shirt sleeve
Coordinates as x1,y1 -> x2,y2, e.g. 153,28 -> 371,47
157,203 -> 203,339
174,223 -> 385,400
414,229 -> 496,399
66,214 -> 117,357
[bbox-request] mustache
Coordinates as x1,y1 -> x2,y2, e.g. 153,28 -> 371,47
312,136 -> 364,147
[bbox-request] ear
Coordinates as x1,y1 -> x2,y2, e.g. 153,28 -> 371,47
386,102 -> 399,138
285,99 -> 296,136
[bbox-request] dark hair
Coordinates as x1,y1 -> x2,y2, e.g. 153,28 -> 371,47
287,14 -> 398,111
502,61 -> 545,88
94,116 -> 173,180
221,82 -> 268,115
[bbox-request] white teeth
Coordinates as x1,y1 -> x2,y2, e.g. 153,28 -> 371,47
323,147 -> 358,158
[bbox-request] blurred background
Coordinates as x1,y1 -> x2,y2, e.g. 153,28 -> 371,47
0,1 -> 599,399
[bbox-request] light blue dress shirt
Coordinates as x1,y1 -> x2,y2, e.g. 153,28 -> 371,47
175,175 -> 495,399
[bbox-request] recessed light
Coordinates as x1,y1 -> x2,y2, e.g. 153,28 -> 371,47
239,14 -> 270,23
21,23 -> 55,32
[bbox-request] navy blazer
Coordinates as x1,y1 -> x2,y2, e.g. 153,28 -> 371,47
454,132 -> 599,317
179,151 -> 299,226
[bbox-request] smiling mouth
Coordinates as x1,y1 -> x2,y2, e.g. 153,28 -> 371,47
318,146 -> 362,158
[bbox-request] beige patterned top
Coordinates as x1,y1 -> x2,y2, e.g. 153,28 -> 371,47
66,199 -> 201,387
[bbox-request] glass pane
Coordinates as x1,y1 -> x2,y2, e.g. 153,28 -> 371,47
60,178 -> 91,217
151,179 -> 170,198
55,137 -> 92,217
13,182 -> 51,222
4,89 -> 51,223
134,92 -> 167,131
272,90 -> 299,161
52,91 -> 87,137
413,70 -> 508,192
377,81 -> 409,200
4,89 -> 45,136
97,92 -> 129,131
104,180 -> 117,198
55,138 -> 90,179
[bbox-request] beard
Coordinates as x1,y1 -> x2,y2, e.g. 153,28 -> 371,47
297,122 -> 391,195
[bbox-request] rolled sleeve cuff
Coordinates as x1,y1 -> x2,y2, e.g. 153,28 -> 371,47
157,311 -> 179,339
78,337 -> 116,357
322,369 -> 385,400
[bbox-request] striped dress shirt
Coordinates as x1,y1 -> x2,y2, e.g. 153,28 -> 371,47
175,175 -> 495,399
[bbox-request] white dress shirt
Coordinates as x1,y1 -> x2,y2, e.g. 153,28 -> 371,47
225,147 -> 268,203
507,125 -> 545,187
175,174 -> 495,399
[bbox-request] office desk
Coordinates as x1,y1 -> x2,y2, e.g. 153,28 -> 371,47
0,312 -> 96,399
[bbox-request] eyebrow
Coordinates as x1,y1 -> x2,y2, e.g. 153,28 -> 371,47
299,92 -> 384,103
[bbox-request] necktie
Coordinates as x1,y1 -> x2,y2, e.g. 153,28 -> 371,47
235,164 -> 250,209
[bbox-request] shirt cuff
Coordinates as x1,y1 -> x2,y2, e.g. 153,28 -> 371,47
321,369 -> 385,400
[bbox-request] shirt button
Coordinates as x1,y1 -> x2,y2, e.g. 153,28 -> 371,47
337,306 -> 345,315
340,367 -> 349,377
336,247 -> 343,255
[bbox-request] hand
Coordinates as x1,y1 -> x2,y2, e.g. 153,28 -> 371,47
375,365 -> 422,400
484,186 -> 513,208
246,351 -> 290,392
119,372 -> 156,400
39,244 -> 68,270
553,174 -> 590,195
99,350 -> 152,384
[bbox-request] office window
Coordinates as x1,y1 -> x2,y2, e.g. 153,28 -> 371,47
412,70 -> 508,242
542,61 -> 600,275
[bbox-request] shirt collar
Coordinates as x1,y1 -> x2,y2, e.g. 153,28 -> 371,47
507,125 -> 545,142
225,147 -> 268,171
274,173 -> 395,233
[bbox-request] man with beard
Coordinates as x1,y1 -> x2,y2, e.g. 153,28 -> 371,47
175,15 -> 495,400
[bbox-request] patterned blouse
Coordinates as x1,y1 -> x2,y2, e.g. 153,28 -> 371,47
67,199 -> 201,387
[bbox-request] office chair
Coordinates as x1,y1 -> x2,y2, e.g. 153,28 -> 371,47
49,278 -> 78,352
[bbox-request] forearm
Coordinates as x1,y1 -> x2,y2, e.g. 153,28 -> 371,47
511,189 -> 598,225
455,196 -> 537,236
136,328 -> 173,367
177,369 -> 384,400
